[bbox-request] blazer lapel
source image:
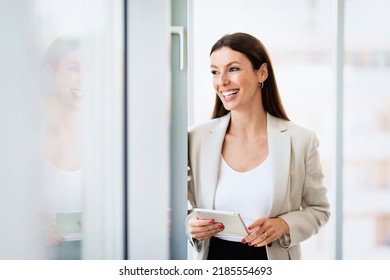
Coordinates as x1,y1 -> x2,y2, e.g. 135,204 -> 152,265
197,113 -> 290,214
200,113 -> 231,209
267,113 -> 291,217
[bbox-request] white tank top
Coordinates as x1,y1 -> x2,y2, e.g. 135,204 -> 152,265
214,155 -> 274,242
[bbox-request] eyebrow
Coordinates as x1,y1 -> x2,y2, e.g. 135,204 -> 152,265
210,61 -> 242,68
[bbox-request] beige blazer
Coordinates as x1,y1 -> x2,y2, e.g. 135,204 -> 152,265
187,113 -> 330,260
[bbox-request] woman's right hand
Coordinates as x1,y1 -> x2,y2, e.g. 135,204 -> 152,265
188,215 -> 224,241
45,221 -> 65,245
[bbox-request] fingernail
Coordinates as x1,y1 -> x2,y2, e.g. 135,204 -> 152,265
242,239 -> 246,243
208,220 -> 214,225
218,224 -> 223,230
247,226 -> 251,230
248,242 -> 252,246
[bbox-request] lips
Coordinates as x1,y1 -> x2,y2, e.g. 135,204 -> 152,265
221,89 -> 239,98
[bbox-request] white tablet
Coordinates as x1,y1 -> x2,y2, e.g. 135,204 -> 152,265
194,208 -> 249,237
57,210 -> 82,242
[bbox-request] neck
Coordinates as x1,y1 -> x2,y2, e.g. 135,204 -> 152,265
46,106 -> 81,134
44,105 -> 81,171
229,108 -> 267,137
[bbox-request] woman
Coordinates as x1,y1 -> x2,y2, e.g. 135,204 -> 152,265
186,32 -> 330,260
36,37 -> 83,259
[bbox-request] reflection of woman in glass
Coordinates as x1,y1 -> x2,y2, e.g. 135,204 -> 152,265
37,37 -> 83,259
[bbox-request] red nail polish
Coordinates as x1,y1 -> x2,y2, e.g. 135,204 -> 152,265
248,242 -> 252,246
242,239 -> 246,243
247,226 -> 251,230
209,220 -> 214,225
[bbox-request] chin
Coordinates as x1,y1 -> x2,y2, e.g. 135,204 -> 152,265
222,103 -> 235,112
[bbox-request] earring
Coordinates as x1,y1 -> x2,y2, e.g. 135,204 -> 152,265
259,81 -> 264,89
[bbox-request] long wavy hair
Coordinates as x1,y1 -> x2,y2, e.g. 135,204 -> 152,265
210,32 -> 289,121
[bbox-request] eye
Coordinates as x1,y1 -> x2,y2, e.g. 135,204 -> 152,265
229,67 -> 240,72
211,70 -> 219,75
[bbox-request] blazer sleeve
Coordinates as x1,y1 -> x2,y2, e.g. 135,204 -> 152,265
278,131 -> 330,248
185,139 -> 204,252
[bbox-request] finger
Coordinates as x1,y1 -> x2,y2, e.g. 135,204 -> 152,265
243,223 -> 261,243
47,233 -> 65,245
250,231 -> 269,245
190,225 -> 217,235
247,217 -> 267,231
189,216 -> 215,227
188,216 -> 222,241
192,228 -> 220,240
191,223 -> 224,240
243,225 -> 271,244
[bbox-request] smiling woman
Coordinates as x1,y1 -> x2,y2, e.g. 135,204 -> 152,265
210,47 -> 264,114
186,32 -> 330,260
36,37 -> 83,259
209,33 -> 288,121
38,37 -> 82,173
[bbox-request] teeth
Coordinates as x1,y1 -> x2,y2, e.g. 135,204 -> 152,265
222,89 -> 239,97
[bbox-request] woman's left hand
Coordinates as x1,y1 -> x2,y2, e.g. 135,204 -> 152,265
243,217 -> 290,247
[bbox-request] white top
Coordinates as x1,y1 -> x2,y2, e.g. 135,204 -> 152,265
214,155 -> 274,242
41,160 -> 83,216
36,121 -> 83,218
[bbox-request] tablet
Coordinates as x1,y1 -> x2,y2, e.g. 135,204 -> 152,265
194,208 -> 249,237
57,210 -> 82,242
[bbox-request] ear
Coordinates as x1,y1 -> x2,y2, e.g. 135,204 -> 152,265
257,63 -> 268,83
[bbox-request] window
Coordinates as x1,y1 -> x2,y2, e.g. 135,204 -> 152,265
343,0 -> 390,259
190,0 -> 333,259
0,0 -> 125,259
190,0 -> 390,259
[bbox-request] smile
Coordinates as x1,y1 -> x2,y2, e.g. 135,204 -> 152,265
221,89 -> 239,98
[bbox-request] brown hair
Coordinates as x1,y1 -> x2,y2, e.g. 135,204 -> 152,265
210,32 -> 289,121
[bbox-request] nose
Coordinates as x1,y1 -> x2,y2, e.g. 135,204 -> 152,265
217,72 -> 230,87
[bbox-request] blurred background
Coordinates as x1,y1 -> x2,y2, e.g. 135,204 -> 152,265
0,0 -> 389,260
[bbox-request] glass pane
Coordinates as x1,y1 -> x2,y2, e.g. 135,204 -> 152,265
0,1 -> 42,259
190,0 -> 333,259
343,0 -> 390,259
0,0 -> 124,259
36,1 -> 83,259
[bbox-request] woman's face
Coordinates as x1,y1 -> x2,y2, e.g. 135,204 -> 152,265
53,50 -> 81,110
210,46 -> 265,112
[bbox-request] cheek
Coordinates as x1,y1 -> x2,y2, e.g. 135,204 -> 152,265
242,78 -> 258,90
212,79 -> 219,91
57,69 -> 79,85
69,73 -> 80,85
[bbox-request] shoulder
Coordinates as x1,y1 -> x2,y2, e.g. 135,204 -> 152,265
269,114 -> 317,146
286,121 -> 315,140
285,120 -> 319,153
188,119 -> 214,135
189,114 -> 230,138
